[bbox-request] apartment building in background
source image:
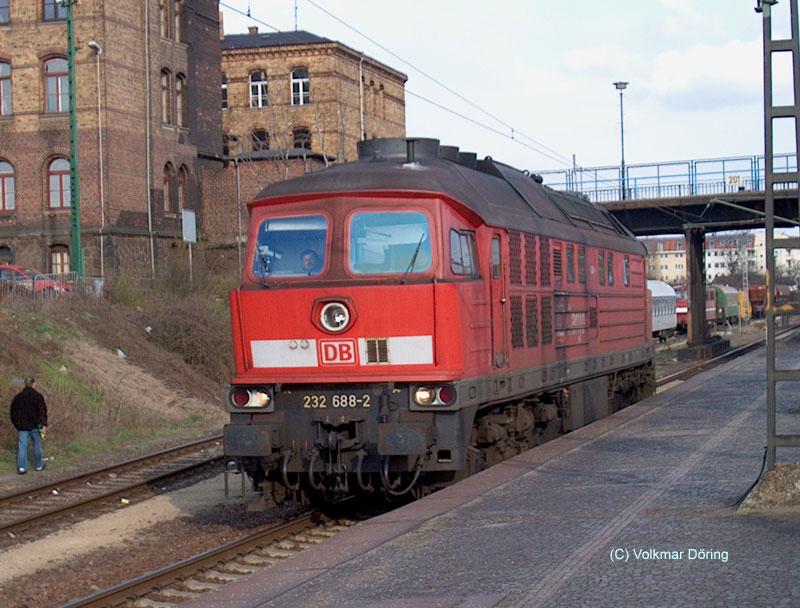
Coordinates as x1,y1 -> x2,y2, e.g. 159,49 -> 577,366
0,0 -> 221,275
220,26 -> 407,163
641,230 -> 800,285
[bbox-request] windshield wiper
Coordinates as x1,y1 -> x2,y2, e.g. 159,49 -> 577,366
256,252 -> 271,288
401,233 -> 426,285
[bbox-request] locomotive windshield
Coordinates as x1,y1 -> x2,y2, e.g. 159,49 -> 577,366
252,214 -> 328,277
348,211 -> 432,275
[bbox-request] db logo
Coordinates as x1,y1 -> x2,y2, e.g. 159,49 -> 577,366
319,339 -> 358,365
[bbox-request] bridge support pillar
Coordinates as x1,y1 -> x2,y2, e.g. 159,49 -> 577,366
686,227 -> 707,348
680,226 -> 730,361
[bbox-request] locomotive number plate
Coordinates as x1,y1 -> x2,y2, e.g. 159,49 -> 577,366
302,393 -> 372,409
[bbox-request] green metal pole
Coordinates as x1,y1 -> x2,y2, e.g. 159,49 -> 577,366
65,0 -> 83,276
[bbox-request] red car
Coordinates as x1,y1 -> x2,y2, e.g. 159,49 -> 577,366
0,264 -> 70,295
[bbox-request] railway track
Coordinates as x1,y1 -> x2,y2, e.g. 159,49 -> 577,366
13,324 -> 798,608
655,322 -> 798,389
62,513 -> 356,608
0,435 -> 223,543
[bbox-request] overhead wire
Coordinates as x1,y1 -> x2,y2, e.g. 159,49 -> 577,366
405,90 -> 572,167
302,0 -> 574,167
219,0 -> 575,168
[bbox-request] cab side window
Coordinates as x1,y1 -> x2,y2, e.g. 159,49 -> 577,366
491,236 -> 501,278
450,229 -> 478,276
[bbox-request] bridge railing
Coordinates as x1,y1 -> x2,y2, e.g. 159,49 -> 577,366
537,153 -> 798,202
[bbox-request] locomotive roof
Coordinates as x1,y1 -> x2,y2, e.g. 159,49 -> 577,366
253,138 -> 645,256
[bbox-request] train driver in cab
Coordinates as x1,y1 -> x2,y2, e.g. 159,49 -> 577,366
301,250 -> 322,275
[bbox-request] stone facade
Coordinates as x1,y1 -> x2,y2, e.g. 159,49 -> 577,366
0,0 -> 222,276
199,151 -> 327,250
221,28 -> 406,164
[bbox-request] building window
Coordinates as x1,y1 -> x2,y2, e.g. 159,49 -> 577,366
44,57 -> 68,113
159,0 -> 170,38
607,252 -> 614,286
0,61 -> 11,116
221,73 -> 227,109
0,0 -> 8,25
250,70 -> 268,108
174,0 -> 183,43
291,67 -> 310,105
161,69 -> 172,124
178,165 -> 187,210
163,162 -> 175,213
293,127 -> 311,150
175,73 -> 186,127
43,0 -> 66,21
50,245 -> 69,273
0,161 -> 14,211
251,129 -> 269,151
48,158 -> 70,209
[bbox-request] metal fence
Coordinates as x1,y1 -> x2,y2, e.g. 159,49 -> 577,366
0,272 -> 105,306
537,153 -> 798,203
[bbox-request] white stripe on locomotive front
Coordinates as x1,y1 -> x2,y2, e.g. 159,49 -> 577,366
250,335 -> 434,367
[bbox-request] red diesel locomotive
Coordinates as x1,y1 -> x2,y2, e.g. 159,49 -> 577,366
225,138 -> 655,501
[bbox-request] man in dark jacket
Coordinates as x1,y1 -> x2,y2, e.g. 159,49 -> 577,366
10,377 -> 48,474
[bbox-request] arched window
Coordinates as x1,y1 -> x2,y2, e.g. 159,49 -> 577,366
48,158 -> 70,209
0,160 -> 14,211
163,162 -> 175,213
249,70 -> 268,108
159,0 -> 170,38
44,57 -> 68,113
50,245 -> 69,273
174,0 -> 184,43
0,245 -> 12,263
221,73 -> 227,109
0,61 -> 11,116
293,127 -> 311,150
175,74 -> 186,127
43,0 -> 66,21
161,69 -> 172,124
291,67 -> 310,106
251,129 -> 268,151
178,165 -> 188,210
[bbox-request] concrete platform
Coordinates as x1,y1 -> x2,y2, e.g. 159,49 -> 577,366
185,335 -> 800,608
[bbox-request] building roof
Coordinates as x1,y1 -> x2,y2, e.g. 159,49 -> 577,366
222,30 -> 331,50
221,29 -> 407,82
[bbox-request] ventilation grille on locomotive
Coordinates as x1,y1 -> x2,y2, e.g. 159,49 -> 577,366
525,233 -> 537,285
553,247 -> 562,279
541,296 -> 553,344
510,296 -> 524,349
509,231 -> 522,285
540,238 -> 551,287
365,338 -> 389,363
526,296 -> 538,347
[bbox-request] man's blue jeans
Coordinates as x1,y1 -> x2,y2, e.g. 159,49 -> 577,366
17,429 -> 43,471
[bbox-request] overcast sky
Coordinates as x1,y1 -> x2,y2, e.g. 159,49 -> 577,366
219,0 -> 783,174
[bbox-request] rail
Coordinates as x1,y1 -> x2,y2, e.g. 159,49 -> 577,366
0,435 -> 223,540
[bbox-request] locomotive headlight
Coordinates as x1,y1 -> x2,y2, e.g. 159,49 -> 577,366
229,387 -> 273,409
413,386 -> 436,406
320,302 -> 350,333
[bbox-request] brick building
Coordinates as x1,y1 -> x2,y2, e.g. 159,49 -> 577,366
0,0 -> 221,276
220,27 -> 406,163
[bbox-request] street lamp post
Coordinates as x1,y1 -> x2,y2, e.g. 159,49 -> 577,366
613,81 -> 628,200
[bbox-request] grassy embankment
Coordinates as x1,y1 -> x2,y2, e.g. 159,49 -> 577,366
0,274 -> 237,475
